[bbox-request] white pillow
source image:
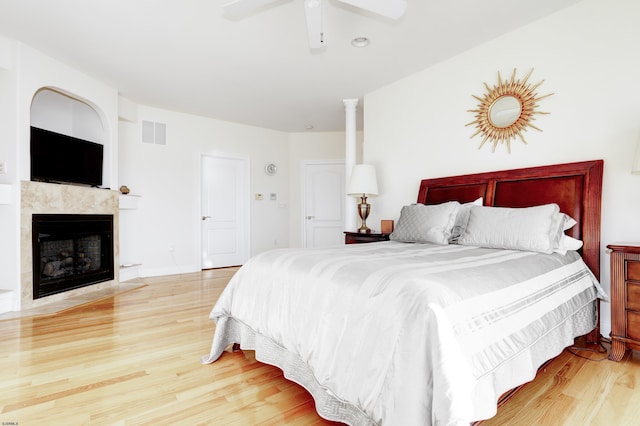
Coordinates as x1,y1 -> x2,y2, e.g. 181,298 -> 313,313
449,197 -> 483,243
458,203 -> 569,254
551,213 -> 583,254
555,235 -> 583,255
390,201 -> 460,244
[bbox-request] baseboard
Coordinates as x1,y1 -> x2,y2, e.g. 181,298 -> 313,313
0,290 -> 14,313
140,264 -> 200,278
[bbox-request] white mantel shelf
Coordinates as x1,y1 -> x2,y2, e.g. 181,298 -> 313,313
119,194 -> 141,210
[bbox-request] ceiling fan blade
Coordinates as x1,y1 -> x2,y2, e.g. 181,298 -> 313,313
304,0 -> 325,49
337,0 -> 407,19
223,0 -> 283,19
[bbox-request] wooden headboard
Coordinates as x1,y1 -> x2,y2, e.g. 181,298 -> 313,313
417,160 -> 604,280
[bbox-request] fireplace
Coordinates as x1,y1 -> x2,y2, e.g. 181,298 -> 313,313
32,214 -> 115,300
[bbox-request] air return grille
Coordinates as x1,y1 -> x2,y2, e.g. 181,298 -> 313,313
141,120 -> 167,145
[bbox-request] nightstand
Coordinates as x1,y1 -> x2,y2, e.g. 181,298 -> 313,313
608,243 -> 640,361
344,231 -> 390,244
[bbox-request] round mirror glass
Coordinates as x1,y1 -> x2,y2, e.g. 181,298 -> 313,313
489,95 -> 522,128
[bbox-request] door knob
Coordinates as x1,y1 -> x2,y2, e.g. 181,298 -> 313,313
202,215 -> 211,221
305,215 -> 315,220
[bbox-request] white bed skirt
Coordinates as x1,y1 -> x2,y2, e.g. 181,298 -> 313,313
202,301 -> 596,425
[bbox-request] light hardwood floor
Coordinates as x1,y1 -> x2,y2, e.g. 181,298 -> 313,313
1,269 -> 639,425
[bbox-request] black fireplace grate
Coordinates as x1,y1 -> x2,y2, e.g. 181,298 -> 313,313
32,214 -> 114,299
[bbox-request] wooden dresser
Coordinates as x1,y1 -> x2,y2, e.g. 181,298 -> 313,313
608,243 -> 640,361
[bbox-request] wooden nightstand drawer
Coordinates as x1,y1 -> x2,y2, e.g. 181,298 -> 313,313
608,243 -> 640,361
627,311 -> 640,341
628,282 -> 640,311
628,260 -> 640,281
344,232 -> 390,244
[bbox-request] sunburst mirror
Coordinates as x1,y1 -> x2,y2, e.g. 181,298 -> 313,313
467,69 -> 553,153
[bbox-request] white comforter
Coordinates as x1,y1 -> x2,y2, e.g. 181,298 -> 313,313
202,241 -> 604,425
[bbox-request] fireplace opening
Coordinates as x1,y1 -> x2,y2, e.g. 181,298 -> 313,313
32,214 -> 114,299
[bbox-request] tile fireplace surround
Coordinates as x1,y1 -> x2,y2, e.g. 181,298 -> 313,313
20,181 -> 120,310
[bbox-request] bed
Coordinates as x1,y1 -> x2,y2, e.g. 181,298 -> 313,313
202,160 -> 605,425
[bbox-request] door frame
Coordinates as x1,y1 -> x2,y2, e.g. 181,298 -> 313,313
198,152 -> 251,269
300,159 -> 345,248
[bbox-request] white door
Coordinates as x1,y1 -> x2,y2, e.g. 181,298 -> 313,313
303,161 -> 345,248
201,155 -> 249,268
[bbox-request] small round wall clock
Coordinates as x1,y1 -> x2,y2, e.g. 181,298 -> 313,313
265,163 -> 277,176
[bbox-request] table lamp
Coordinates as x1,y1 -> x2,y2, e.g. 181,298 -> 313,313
347,164 -> 378,233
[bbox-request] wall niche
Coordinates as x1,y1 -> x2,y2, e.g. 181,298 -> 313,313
29,88 -> 107,187
31,88 -> 104,144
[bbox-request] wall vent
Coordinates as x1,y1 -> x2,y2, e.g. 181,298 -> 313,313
141,120 -> 167,145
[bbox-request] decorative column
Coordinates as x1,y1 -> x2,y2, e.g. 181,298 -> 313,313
343,98 -> 358,231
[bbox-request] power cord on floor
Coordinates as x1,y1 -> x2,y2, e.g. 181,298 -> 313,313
567,335 -> 611,361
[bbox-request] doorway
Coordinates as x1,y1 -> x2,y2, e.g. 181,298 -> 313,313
302,161 -> 345,248
201,154 -> 250,268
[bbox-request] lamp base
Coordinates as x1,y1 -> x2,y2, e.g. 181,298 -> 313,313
357,195 -> 371,234
357,225 -> 372,234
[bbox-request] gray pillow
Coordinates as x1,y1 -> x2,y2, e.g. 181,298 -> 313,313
458,204 -> 563,253
449,197 -> 483,243
390,201 -> 460,244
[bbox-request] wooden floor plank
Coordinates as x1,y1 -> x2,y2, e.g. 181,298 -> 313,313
1,269 -> 639,425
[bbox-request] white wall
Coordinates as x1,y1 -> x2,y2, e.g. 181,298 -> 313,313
118,105 -> 292,277
118,109 -> 354,275
0,36 -> 19,300
363,0 -> 640,337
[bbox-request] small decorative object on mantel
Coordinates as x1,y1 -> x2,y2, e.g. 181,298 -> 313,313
119,185 -> 130,195
466,68 -> 553,153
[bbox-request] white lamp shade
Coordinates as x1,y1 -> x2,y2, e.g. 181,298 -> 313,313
348,164 -> 378,197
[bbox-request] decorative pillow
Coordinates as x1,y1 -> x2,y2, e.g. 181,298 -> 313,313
390,201 -> 460,244
458,203 -> 569,254
449,197 -> 483,243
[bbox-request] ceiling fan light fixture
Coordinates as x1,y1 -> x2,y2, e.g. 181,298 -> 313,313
304,0 -> 324,49
351,37 -> 369,48
224,0 -> 404,50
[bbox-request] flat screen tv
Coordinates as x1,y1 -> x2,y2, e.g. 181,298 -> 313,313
30,126 -> 104,187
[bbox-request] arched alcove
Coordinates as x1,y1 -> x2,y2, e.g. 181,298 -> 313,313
31,88 -> 105,143
29,87 -> 109,187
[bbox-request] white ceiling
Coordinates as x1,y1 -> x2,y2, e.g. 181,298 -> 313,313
0,0 -> 583,132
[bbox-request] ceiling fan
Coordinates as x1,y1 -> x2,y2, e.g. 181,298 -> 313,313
222,0 -> 407,49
